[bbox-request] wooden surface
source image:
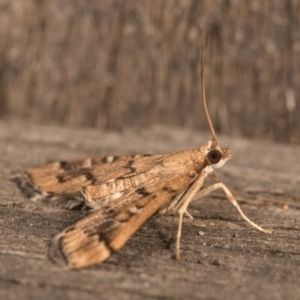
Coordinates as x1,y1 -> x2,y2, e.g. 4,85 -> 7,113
0,120 -> 300,300
1,0 -> 299,143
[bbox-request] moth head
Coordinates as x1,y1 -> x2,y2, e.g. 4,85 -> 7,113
202,140 -> 231,171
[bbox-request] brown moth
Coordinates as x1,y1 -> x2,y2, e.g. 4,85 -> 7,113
13,29 -> 271,269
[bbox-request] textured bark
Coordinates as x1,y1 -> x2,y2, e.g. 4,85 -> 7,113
0,0 -> 299,143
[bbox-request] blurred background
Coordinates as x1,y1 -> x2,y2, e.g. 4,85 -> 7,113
0,0 -> 299,144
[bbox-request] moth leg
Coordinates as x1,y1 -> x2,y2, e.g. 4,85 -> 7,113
193,182 -> 272,234
208,172 -> 218,183
185,210 -> 193,219
176,171 -> 207,260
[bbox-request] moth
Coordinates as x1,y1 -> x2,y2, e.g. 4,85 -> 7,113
14,30 -> 270,269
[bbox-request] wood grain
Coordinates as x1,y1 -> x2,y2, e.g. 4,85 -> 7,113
0,120 -> 300,299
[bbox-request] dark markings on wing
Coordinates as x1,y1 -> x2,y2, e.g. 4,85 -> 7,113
49,171 -> 193,269
101,157 -> 108,164
56,168 -> 93,183
55,236 -> 69,265
85,172 -> 95,182
12,169 -> 87,209
59,161 -> 69,170
59,160 -> 89,171
123,160 -> 136,173
12,172 -> 42,199
47,191 -> 86,210
14,154 -> 166,205
162,186 -> 177,194
136,187 -> 150,197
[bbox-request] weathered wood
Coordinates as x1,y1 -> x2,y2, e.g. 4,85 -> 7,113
0,120 -> 300,300
0,0 -> 299,143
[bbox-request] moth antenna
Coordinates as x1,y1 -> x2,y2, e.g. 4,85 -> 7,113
200,28 -> 217,142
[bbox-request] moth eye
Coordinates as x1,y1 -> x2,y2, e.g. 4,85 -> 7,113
207,149 -> 222,164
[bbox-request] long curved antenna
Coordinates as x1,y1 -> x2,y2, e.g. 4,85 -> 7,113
200,28 -> 217,142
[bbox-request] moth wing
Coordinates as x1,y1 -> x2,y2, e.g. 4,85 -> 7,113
49,171 -> 194,269
13,154 -> 165,208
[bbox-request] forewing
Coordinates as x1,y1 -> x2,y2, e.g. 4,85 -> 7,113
13,154 -> 165,208
49,171 -> 194,269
